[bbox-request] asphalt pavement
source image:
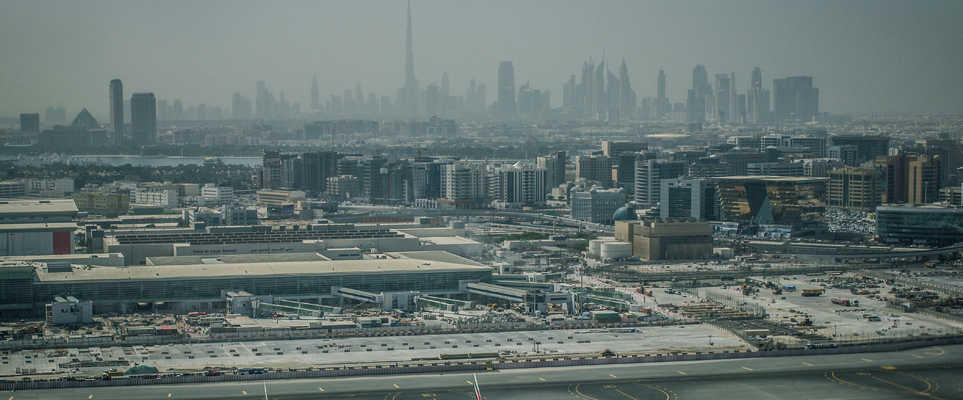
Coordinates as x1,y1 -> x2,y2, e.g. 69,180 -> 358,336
11,344 -> 963,399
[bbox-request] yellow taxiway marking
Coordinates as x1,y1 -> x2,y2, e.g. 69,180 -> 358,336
168,394 -> 172,398
88,396 -> 93,399
467,381 -> 474,385
862,358 -> 873,362
9,396 -> 13,400
242,391 -> 247,395
319,387 -> 324,392
393,384 -> 399,388
802,362 -> 813,366
742,367 -> 753,371
913,355 -> 924,358
609,374 -> 618,378
539,378 -> 546,381
872,376 -> 936,398
677,371 -> 686,375
881,366 -> 897,370
613,388 -> 639,400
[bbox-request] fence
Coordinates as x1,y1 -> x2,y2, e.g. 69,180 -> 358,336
5,335 -> 961,391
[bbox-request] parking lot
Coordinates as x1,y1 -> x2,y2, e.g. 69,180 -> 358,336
0,324 -> 748,378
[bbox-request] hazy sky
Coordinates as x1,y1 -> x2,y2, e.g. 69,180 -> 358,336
2,0 -> 961,119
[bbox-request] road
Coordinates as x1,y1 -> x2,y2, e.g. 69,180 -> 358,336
13,345 -> 963,399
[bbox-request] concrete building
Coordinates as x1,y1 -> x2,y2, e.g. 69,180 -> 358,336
46,296 -> 93,324
133,189 -> 178,210
803,158 -> 845,178
0,199 -> 78,256
828,167 -> 883,210
570,186 -> 625,225
614,219 -> 712,261
601,141 -> 647,157
491,166 -> 546,209
747,162 -> 804,177
635,159 -> 685,208
100,222 -> 483,265
440,162 -> 487,201
830,136 -> 890,165
71,192 -> 129,215
575,155 -> 613,188
536,151 -> 567,192
200,183 -> 234,206
0,181 -> 27,198
19,113 -> 40,132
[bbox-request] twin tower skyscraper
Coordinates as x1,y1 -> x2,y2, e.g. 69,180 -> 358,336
108,79 -> 156,145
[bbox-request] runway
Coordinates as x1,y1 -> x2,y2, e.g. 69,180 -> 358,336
11,345 -> 963,399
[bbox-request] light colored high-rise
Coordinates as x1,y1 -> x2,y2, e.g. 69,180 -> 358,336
403,0 -> 419,118
130,93 -> 156,145
109,79 -> 124,145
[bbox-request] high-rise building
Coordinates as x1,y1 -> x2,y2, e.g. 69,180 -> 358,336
714,73 -> 730,123
495,61 -> 516,121
660,179 -> 718,220
748,67 -> 770,124
491,166 -> 546,208
687,64 -> 709,122
828,167 -> 883,210
255,80 -> 265,118
729,72 -> 738,123
232,93 -> 252,119
908,155 -> 940,205
426,82 -> 440,116
576,155 -> 613,188
403,0 -> 420,118
130,93 -> 157,145
536,151 -> 567,192
19,114 -> 39,132
172,99 -> 183,121
830,136 -> 890,165
656,69 -> 667,119
773,76 -> 819,122
310,75 -> 320,111
635,159 -> 685,208
109,79 -> 124,144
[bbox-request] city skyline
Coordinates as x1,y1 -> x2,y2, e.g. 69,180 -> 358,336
1,0 -> 961,118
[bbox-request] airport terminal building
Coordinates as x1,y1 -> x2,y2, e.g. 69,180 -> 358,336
0,251 -> 493,317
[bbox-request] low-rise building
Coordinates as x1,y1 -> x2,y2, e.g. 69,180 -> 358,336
615,219 -> 712,260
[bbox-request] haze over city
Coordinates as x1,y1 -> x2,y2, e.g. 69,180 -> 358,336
2,0 -> 962,118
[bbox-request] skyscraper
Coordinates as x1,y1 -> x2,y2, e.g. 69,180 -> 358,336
495,61 -> 516,121
256,80 -> 265,118
109,79 -> 124,145
130,93 -> 156,145
310,75 -> 320,111
618,59 -> 636,120
656,69 -> 667,119
403,0 -> 420,118
687,65 -> 709,122
729,72 -> 738,123
773,76 -> 819,122
748,67 -> 769,123
715,73 -> 730,122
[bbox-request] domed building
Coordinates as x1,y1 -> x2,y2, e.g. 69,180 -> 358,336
613,203 -> 638,222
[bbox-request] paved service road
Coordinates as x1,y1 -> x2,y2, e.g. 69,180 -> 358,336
12,345 -> 963,399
